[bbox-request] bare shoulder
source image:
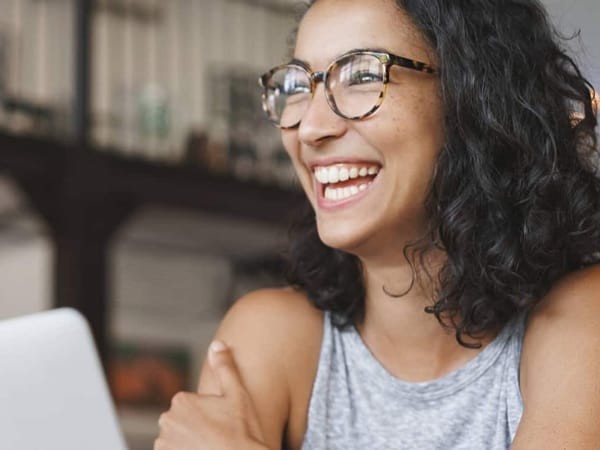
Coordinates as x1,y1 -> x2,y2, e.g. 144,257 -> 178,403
513,264 -> 600,449
198,287 -> 324,450
527,264 -> 600,318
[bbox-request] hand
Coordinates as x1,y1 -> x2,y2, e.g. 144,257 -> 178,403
154,340 -> 269,450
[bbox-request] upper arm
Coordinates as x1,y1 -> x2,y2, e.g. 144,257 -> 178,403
197,287 -> 321,450
512,265 -> 600,449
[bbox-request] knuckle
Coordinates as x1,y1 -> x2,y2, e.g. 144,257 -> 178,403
153,437 -> 168,450
158,412 -> 169,428
171,391 -> 189,406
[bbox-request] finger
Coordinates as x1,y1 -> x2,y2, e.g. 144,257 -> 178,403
208,340 -> 247,401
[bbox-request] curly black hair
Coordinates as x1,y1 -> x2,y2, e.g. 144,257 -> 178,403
285,0 -> 600,347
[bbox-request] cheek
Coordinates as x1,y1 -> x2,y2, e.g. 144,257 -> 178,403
375,92 -> 444,163
363,94 -> 444,208
281,130 -> 299,163
281,130 -> 314,193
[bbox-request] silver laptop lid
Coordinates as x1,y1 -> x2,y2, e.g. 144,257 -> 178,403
0,308 -> 127,450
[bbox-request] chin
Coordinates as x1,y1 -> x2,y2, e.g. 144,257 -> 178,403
315,219 -> 371,254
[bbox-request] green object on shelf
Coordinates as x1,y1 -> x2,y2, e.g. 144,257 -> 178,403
137,84 -> 170,138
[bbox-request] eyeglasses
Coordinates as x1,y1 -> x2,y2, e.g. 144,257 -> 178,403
258,49 -> 437,129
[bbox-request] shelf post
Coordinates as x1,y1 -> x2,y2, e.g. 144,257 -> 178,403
74,0 -> 92,147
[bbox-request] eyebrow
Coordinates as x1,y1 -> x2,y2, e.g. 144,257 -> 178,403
290,47 -> 394,69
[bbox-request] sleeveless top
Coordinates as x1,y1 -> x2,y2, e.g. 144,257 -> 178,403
300,311 -> 527,450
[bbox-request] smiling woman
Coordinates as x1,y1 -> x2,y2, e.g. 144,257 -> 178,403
155,1 -> 600,449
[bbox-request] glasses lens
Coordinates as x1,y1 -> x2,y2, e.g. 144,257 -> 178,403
327,53 -> 385,119
263,66 -> 311,128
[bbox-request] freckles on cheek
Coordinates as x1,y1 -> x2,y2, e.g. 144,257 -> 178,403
374,116 -> 409,151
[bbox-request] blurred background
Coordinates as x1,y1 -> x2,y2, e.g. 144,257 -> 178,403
0,0 -> 597,448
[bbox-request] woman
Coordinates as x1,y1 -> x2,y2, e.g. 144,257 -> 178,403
155,0 -> 600,449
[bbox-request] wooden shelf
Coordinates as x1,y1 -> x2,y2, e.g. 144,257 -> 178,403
0,131 -> 303,224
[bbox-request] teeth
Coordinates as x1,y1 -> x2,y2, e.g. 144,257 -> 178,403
339,167 -> 349,182
315,164 -> 379,203
325,187 -> 337,200
327,166 -> 340,184
314,164 -> 380,186
324,182 -> 372,201
316,167 -> 329,184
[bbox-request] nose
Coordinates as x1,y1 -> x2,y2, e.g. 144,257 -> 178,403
297,83 -> 347,147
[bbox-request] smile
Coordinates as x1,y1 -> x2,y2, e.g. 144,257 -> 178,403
313,163 -> 381,202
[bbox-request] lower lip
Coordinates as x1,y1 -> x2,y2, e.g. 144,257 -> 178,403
315,173 -> 380,211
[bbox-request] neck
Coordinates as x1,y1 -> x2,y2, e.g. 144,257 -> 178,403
355,248 -> 498,381
356,247 -> 465,377
359,247 -> 446,339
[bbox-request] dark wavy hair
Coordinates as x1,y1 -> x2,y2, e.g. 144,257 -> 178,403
285,0 -> 600,347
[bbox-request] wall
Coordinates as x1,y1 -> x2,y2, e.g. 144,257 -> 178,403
543,0 -> 600,90
0,0 -> 74,108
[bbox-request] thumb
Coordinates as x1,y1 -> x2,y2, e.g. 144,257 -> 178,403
208,340 -> 246,400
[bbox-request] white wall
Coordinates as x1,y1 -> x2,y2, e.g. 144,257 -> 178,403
0,0 -> 73,106
0,233 -> 52,319
0,177 -> 52,321
543,0 -> 600,91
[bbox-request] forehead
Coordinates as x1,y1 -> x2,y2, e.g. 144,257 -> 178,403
294,0 -> 432,68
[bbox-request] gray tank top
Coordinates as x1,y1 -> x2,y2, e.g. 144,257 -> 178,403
301,311 -> 527,450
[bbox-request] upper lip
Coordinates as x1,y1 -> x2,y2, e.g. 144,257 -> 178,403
306,157 -> 383,170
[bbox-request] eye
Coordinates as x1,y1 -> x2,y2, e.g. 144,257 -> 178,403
349,70 -> 383,85
284,84 -> 311,96
285,91 -> 311,107
268,67 -> 311,96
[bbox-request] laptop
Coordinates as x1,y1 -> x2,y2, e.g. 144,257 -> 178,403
0,308 -> 128,450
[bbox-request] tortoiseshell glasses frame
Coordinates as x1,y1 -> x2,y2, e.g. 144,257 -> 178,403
258,49 -> 437,129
